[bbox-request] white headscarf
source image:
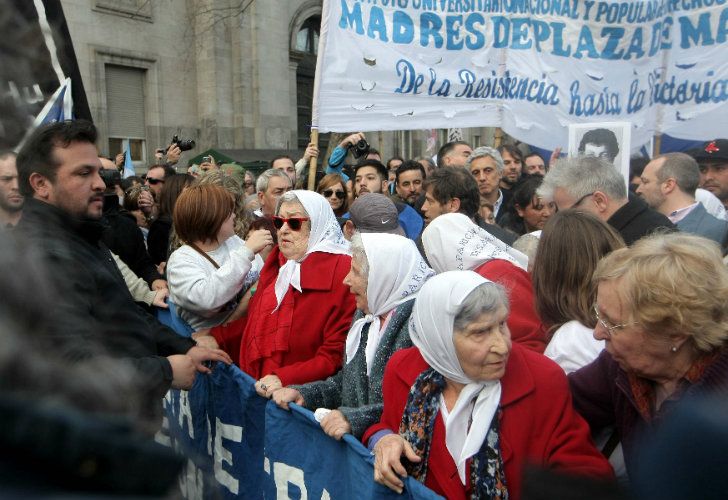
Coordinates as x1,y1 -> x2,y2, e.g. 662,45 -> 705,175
422,213 -> 528,273
273,190 -> 350,308
409,271 -> 504,484
345,233 -> 434,375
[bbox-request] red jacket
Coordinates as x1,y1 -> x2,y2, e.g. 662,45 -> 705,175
211,247 -> 356,385
475,259 -> 547,353
363,346 -> 613,500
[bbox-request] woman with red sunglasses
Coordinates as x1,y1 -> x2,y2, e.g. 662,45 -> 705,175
201,190 -> 357,396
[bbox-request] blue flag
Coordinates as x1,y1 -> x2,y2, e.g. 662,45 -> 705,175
15,77 -> 73,152
34,77 -> 73,125
123,147 -> 135,178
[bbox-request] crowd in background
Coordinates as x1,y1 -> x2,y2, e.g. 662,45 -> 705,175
1,120 -> 728,498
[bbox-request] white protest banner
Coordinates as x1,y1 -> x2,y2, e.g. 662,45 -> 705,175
313,0 -> 728,152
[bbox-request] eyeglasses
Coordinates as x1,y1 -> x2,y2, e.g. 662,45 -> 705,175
572,192 -> 595,208
322,189 -> 346,200
593,305 -> 638,336
146,178 -> 165,185
273,216 -> 310,231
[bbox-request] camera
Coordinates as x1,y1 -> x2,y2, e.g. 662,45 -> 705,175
99,168 -> 121,189
349,139 -> 370,159
171,135 -> 196,152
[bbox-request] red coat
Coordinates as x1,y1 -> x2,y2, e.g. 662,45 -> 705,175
475,259 -> 547,354
363,346 -> 613,500
211,247 -> 356,386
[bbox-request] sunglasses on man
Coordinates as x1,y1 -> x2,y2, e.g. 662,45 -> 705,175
146,177 -> 165,185
272,216 -> 310,231
322,189 -> 345,200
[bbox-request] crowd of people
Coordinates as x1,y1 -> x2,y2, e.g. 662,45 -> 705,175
2,120 -> 728,498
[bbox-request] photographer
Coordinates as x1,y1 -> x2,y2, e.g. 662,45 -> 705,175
325,132 -> 381,182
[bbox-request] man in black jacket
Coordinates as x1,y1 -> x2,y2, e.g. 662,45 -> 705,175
538,155 -> 674,245
15,120 -> 231,417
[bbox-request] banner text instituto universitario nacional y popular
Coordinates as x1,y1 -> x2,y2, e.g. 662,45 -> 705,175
313,0 -> 728,152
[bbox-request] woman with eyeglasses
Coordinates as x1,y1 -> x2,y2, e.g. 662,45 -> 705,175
316,173 -> 349,217
201,190 -> 357,398
569,232 -> 728,480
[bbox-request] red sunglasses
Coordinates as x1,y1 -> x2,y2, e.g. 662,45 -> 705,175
273,216 -> 309,231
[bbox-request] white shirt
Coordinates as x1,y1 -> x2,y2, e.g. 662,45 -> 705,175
167,236 -> 263,330
493,189 -> 504,217
544,320 -> 604,374
668,201 -> 699,224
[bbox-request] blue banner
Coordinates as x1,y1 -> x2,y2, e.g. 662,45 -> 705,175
263,403 -> 442,500
161,363 -> 442,499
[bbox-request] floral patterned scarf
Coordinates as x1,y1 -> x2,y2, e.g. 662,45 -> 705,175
399,368 -> 509,500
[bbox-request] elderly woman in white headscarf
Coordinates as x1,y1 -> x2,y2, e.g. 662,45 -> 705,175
422,213 -> 548,354
364,271 -> 613,499
273,233 -> 434,439
205,191 -> 357,396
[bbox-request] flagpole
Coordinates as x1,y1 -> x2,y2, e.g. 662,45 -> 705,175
307,0 -> 331,191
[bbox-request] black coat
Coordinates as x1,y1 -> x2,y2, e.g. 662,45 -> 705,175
101,195 -> 162,285
16,199 -> 195,407
0,395 -> 183,495
147,215 -> 173,266
607,194 -> 676,245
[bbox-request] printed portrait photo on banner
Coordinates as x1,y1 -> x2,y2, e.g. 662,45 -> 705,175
568,122 -> 631,184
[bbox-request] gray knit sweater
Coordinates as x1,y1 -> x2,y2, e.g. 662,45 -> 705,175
293,298 -> 415,438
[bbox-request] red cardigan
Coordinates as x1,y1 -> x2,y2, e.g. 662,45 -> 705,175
211,247 -> 356,386
475,259 -> 547,354
363,346 -> 613,500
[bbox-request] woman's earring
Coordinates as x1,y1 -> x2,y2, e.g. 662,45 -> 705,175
671,346 -> 678,353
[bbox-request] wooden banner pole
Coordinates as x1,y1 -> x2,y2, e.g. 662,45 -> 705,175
307,128 -> 319,191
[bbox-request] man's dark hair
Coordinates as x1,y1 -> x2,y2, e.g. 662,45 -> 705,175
436,141 -> 470,168
269,154 -> 293,168
578,128 -> 620,161
386,156 -> 404,169
497,144 -> 524,163
17,120 -> 98,197
424,166 -> 480,218
147,164 -> 177,179
524,152 -> 544,163
395,160 -> 426,184
354,159 -> 388,182
121,176 -> 142,192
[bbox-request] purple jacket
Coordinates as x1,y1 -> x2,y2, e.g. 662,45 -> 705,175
568,348 -> 728,476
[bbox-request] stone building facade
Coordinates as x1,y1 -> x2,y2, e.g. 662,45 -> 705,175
61,0 -> 496,170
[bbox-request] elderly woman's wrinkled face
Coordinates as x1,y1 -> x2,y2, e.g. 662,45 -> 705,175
594,279 -> 673,380
453,306 -> 511,382
277,201 -> 311,261
343,253 -> 369,313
